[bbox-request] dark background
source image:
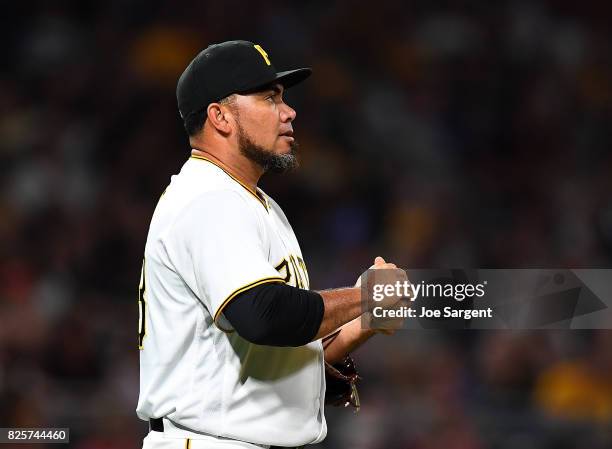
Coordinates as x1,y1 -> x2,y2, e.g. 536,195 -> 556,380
1,1 -> 612,448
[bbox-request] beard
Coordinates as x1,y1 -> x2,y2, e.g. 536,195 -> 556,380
237,124 -> 299,174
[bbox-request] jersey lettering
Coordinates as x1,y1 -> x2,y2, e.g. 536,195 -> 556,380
275,255 -> 309,289
274,258 -> 291,283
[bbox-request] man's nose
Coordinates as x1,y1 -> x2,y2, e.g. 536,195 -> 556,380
280,103 -> 296,122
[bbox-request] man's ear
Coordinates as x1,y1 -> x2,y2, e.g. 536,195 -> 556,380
206,103 -> 233,134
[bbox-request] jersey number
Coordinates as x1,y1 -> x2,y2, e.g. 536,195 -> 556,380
138,259 -> 146,349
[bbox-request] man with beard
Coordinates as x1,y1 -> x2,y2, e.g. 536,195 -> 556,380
136,41 -> 403,449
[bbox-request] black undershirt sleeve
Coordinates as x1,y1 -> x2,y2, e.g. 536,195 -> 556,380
223,283 -> 324,347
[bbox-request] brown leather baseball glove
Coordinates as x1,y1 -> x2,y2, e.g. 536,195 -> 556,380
324,355 -> 360,411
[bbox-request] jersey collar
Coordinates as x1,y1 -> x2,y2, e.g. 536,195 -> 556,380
190,155 -> 270,211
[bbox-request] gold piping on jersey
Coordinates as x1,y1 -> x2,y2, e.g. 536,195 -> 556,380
213,276 -> 286,330
190,155 -> 270,210
185,439 -> 191,449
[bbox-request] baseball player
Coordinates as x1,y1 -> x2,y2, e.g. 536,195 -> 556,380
136,40 -> 404,449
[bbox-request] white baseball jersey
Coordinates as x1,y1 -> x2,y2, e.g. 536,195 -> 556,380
136,155 -> 327,447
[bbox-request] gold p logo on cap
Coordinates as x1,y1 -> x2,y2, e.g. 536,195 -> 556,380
254,44 -> 271,66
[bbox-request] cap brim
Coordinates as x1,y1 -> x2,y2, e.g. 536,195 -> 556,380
239,67 -> 312,95
273,67 -> 312,89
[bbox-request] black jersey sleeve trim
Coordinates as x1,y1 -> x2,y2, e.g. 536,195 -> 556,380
213,276 -> 286,331
223,282 -> 325,347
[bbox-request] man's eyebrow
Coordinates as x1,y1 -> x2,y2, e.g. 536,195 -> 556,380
262,85 -> 282,96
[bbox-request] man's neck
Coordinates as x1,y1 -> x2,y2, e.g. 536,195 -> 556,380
190,147 -> 263,193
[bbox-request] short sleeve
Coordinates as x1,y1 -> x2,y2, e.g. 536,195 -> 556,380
168,190 -> 285,331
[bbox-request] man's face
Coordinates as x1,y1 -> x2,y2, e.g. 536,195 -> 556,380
233,84 -> 299,173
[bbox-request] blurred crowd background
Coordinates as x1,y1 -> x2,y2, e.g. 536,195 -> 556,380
1,1 -> 612,448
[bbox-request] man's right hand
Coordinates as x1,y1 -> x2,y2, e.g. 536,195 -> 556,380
356,256 -> 409,334
313,257 -> 407,341
354,256 -> 400,287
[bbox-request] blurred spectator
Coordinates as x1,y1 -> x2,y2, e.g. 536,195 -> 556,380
534,330 -> 612,422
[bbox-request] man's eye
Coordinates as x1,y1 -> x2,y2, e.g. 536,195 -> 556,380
266,95 -> 275,102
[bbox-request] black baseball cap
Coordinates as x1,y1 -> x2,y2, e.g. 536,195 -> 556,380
176,40 -> 312,121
